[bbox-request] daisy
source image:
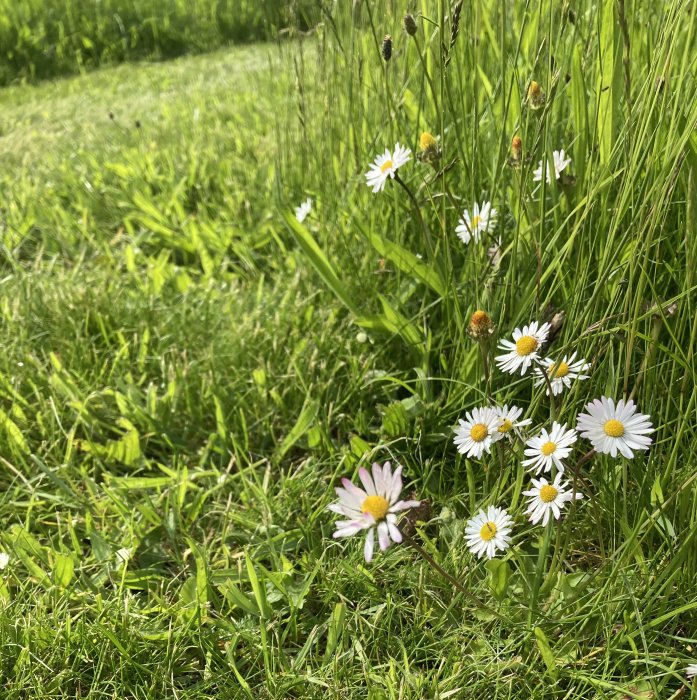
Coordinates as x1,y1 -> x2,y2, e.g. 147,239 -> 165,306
687,663 -> 697,680
295,197 -> 313,223
465,506 -> 513,559
534,352 -> 590,396
455,201 -> 497,244
495,321 -> 551,375
453,406 -> 503,459
576,397 -> 654,459
522,422 -> 578,474
0,552 -> 8,570
495,404 -> 532,439
523,472 -> 583,526
365,143 -> 412,193
533,149 -> 571,184
328,461 -> 421,562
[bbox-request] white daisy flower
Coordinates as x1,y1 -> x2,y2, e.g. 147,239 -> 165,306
495,321 -> 551,375
295,197 -> 313,223
328,461 -> 421,562
534,352 -> 590,396
522,422 -> 578,474
465,506 -> 513,559
365,143 -> 412,193
533,149 -> 571,184
453,407 -> 503,459
576,397 -> 654,459
523,472 -> 583,526
687,663 -> 697,680
455,201 -> 497,244
495,404 -> 532,439
0,552 -> 9,570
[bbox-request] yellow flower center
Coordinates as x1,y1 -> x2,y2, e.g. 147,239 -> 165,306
499,419 -> 513,433
515,335 -> 538,356
380,159 -> 394,173
470,215 -> 481,229
527,80 -> 541,99
550,361 -> 570,378
479,521 -> 497,541
539,485 -> 558,503
470,423 -> 489,442
419,132 -> 437,150
541,441 -> 557,456
604,419 -> 625,438
362,495 -> 390,521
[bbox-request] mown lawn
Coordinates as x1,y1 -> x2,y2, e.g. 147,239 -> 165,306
1,1 -> 697,698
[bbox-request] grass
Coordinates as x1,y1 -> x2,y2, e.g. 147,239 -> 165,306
0,0 -> 314,85
0,0 -> 697,697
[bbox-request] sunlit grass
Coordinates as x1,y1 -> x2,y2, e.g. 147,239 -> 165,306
0,0 -> 696,697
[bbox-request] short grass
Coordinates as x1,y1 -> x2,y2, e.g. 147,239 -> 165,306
0,0 -> 697,697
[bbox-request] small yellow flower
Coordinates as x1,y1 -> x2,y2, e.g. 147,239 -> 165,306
527,80 -> 546,109
417,131 -> 441,166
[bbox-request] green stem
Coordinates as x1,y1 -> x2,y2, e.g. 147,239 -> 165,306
529,519 -> 553,623
394,172 -> 435,259
400,529 -> 503,619
538,365 -> 557,420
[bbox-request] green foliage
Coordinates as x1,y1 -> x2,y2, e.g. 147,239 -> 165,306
0,0 -> 697,697
0,0 -> 316,85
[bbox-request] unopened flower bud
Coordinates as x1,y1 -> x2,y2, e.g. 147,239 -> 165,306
403,13 -> 417,36
509,134 -> 522,168
417,131 -> 442,167
381,35 -> 393,62
527,80 -> 546,110
468,310 -> 496,340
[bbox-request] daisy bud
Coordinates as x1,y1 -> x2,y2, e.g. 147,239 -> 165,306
381,35 -> 393,62
417,131 -> 441,166
509,135 -> 522,168
527,80 -> 546,110
403,13 -> 417,36
468,310 -> 496,341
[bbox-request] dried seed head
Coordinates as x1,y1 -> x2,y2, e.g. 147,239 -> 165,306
444,0 -> 463,68
403,13 -> 417,36
417,131 -> 442,166
527,80 -> 546,110
468,310 -> 496,340
381,35 -> 393,62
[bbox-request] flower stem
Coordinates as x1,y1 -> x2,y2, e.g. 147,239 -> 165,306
400,529 -> 503,619
394,173 -> 435,259
529,519 -> 553,623
538,365 -> 557,420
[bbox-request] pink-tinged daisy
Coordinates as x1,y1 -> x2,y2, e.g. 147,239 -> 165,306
495,321 -> 551,375
365,143 -> 412,193
522,422 -> 578,474
523,472 -> 583,526
686,663 -> 697,680
328,462 -> 421,562
534,352 -> 590,396
576,397 -> 654,458
453,406 -> 503,459
465,506 -> 513,559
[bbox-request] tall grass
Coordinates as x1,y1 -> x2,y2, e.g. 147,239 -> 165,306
0,0 -> 315,85
0,0 -> 696,696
